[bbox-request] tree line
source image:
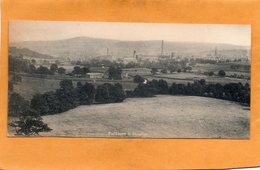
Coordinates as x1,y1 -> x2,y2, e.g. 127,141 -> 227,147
9,80 -> 126,117
10,56 -> 124,80
131,77 -> 250,105
9,56 -> 67,75
9,77 -> 250,118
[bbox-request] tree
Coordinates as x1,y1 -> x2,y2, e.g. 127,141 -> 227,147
55,80 -> 78,112
161,68 -> 167,74
157,79 -> 169,94
43,91 -> 61,115
36,66 -> 50,74
177,69 -> 181,73
148,79 -> 159,94
55,60 -> 60,65
169,67 -> 176,73
77,82 -> 96,105
58,67 -> 66,75
95,83 -> 125,103
81,67 -> 90,75
12,73 -> 22,82
186,66 -> 192,72
133,75 -> 144,83
9,92 -> 30,116
30,93 -> 50,115
77,81 -> 83,88
169,83 -> 186,95
28,64 -> 36,74
50,64 -> 58,74
199,79 -> 206,86
134,83 -> 155,97
208,71 -> 214,76
72,66 -> 82,76
113,83 -> 126,102
218,70 -> 226,77
108,66 -> 122,80
9,55 -> 31,73
31,59 -> 36,64
76,60 -> 82,65
9,108 -> 52,136
60,80 -> 72,89
43,60 -> 50,65
151,68 -> 158,75
9,81 -> 14,92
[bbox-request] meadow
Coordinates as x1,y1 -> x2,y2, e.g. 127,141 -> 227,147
12,75 -> 138,100
35,95 -> 250,138
12,69 -> 249,101
145,72 -> 249,85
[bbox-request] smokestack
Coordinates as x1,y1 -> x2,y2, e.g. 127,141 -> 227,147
161,40 -> 164,56
133,50 -> 136,58
107,48 -> 109,56
171,52 -> 174,59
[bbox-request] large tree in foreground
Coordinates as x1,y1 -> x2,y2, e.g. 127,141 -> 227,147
9,108 -> 52,136
8,92 -> 52,136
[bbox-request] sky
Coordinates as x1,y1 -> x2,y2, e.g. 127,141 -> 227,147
9,20 -> 251,46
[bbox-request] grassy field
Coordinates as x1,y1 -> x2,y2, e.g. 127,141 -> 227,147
12,71 -> 249,101
193,63 -> 250,73
145,72 -> 250,85
22,95 -> 250,138
13,76 -> 138,100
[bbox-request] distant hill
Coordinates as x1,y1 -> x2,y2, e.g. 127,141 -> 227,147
10,36 -> 250,59
9,47 -> 53,59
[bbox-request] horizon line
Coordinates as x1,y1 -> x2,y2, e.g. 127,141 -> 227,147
9,36 -> 251,47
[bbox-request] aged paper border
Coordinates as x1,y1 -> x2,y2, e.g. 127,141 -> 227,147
0,0 -> 260,169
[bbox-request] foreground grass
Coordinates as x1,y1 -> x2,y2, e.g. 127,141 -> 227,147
13,95 -> 249,138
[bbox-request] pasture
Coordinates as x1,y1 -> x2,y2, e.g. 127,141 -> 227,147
12,75 -> 138,100
193,63 -> 250,73
145,72 -> 250,85
12,70 -> 249,101
35,95 -> 250,138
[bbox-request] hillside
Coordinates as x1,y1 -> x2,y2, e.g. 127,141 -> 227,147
10,37 -> 250,59
9,47 -> 53,59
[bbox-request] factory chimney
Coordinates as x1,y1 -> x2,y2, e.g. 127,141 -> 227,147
161,40 -> 164,56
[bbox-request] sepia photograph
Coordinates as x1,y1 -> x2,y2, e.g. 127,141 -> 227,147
8,21 -> 251,138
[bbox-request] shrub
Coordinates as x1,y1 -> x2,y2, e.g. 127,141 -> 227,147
108,66 -> 122,80
151,68 -> 158,75
161,68 -> 167,74
58,67 -> 66,75
8,92 -> 52,136
218,70 -> 226,77
208,71 -> 214,76
133,75 -> 145,83
9,108 -> 52,136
